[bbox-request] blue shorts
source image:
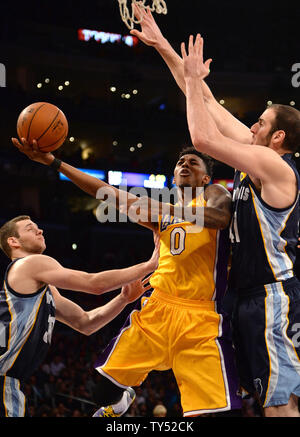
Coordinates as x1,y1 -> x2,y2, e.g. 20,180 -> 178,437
0,375 -> 27,417
233,277 -> 300,407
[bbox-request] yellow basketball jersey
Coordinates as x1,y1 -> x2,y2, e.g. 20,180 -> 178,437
150,194 -> 230,301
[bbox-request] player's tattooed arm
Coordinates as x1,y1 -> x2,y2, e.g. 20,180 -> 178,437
130,183 -> 231,230
203,184 -> 232,229
166,184 -> 231,229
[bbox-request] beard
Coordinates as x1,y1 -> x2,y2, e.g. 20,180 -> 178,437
253,135 -> 272,148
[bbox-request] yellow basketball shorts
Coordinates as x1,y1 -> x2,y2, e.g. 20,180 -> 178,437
94,290 -> 241,416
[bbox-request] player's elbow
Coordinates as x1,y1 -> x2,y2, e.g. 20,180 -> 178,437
190,132 -> 208,153
79,326 -> 96,336
76,324 -> 95,336
76,314 -> 102,336
75,326 -> 92,336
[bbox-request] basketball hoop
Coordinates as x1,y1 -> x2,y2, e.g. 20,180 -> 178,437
118,0 -> 168,30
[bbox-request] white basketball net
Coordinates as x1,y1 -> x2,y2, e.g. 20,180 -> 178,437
118,0 -> 168,30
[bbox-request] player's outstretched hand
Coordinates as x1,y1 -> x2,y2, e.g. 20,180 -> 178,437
130,3 -> 164,47
181,34 -> 212,80
11,137 -> 55,165
121,274 -> 153,303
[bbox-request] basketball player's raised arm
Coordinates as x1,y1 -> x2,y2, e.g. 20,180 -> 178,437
11,137 -> 157,231
50,277 -> 151,335
182,35 -> 295,208
20,237 -> 159,295
130,4 -> 252,144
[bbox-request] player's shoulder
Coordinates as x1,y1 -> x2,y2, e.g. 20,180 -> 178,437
14,254 -> 57,270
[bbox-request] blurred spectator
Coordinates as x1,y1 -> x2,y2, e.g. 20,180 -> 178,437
135,387 -> 146,406
153,404 -> 167,417
29,375 -> 44,407
72,409 -> 84,417
124,402 -> 140,417
138,403 -> 148,417
50,355 -> 66,376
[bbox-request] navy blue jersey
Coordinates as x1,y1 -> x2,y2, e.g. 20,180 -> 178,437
228,153 -> 300,291
0,259 -> 56,381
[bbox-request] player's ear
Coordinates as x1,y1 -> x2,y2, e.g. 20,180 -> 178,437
272,130 -> 286,147
7,236 -> 20,250
203,175 -> 211,185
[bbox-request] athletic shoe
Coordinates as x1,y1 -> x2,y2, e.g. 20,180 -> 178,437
92,387 -> 136,417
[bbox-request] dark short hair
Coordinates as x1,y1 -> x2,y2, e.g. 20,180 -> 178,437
0,215 -> 30,258
269,104 -> 300,152
178,146 -> 215,178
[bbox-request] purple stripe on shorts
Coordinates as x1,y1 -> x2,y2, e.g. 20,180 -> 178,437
217,314 -> 242,410
214,229 -> 230,303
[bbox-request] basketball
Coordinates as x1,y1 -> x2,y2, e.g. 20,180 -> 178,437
17,102 -> 68,152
